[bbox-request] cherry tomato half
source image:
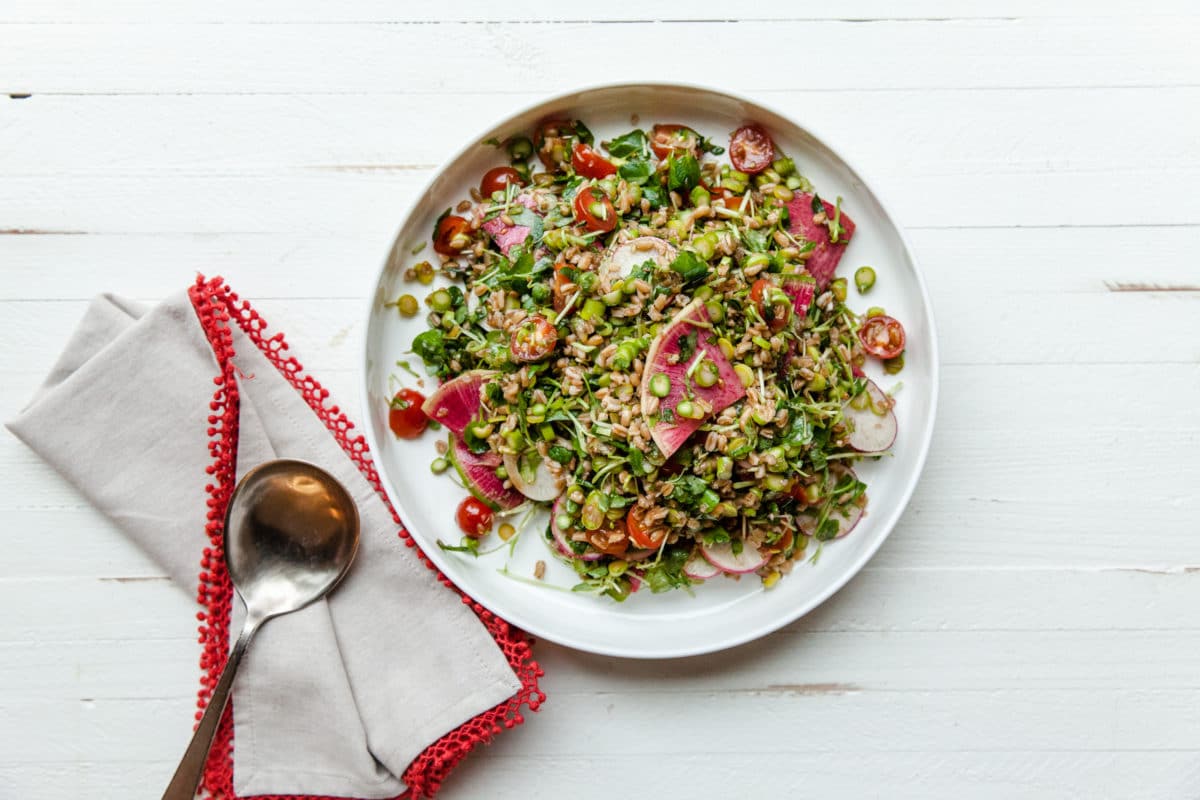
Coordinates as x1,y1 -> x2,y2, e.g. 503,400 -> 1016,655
456,496 -> 495,538
858,315 -> 906,359
479,166 -> 526,198
573,186 -> 617,233
587,526 -> 630,557
571,142 -> 617,179
534,118 -> 572,169
750,278 -> 790,332
549,262 -> 571,313
626,506 -> 666,550
760,529 -> 794,556
510,314 -> 558,362
709,185 -> 745,212
729,124 -> 775,175
433,214 -> 471,256
650,124 -> 700,159
388,388 -> 428,439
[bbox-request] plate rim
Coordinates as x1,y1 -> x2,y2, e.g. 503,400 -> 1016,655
357,80 -> 940,659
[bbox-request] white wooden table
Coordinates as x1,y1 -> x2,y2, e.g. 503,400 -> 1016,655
3,3 -> 1199,797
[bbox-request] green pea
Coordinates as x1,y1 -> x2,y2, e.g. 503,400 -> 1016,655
676,400 -> 702,419
555,513 -> 573,531
608,560 -> 629,577
704,299 -> 725,323
715,456 -> 733,481
430,457 -> 449,474
717,337 -> 735,359
830,278 -> 848,303
530,282 -> 551,303
494,465 -> 508,480
763,474 -> 791,492
733,363 -> 755,388
396,294 -> 419,317
581,492 -> 606,530
596,372 -> 612,388
578,271 -> 598,293
689,185 -> 711,208
772,157 -> 795,177
694,285 -> 715,302
427,289 -> 453,313
413,261 -> 435,285
507,136 -> 534,162
785,175 -> 803,191
807,373 -> 828,392
866,306 -> 886,318
772,186 -> 794,202
855,266 -> 876,294
649,372 -> 671,398
579,298 -> 606,321
884,352 -> 906,375
695,358 -> 719,388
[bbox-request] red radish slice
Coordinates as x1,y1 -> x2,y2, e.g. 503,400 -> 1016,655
843,379 -> 897,453
421,370 -> 495,435
701,540 -> 768,574
480,194 -> 538,256
599,236 -> 676,283
796,465 -> 866,540
684,552 -> 721,580
502,448 -> 565,502
447,434 -> 524,511
797,501 -> 864,541
640,299 -> 747,459
785,193 -> 856,289
549,495 -> 601,561
626,548 -> 657,561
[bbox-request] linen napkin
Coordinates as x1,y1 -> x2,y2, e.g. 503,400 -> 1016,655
6,277 -> 542,798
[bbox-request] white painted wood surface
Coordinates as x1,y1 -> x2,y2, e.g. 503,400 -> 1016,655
2,3 -> 1199,797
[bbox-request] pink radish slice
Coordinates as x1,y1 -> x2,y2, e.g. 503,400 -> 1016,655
421,370 -> 495,435
701,540 -> 769,574
843,379 -> 897,453
684,552 -> 721,580
640,299 -> 747,459
781,277 -> 816,318
599,236 -> 676,283
480,194 -> 538,256
549,495 -> 602,561
785,193 -> 856,289
448,434 -> 524,511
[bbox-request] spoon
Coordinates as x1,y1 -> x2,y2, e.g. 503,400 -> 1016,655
162,459 -> 360,800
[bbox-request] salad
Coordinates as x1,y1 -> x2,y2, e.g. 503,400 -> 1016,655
386,118 -> 906,600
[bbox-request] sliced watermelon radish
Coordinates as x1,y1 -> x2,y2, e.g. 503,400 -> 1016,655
797,465 -> 865,540
598,236 -> 676,284
503,447 -> 565,502
421,369 -> 495,435
843,379 -> 897,453
781,277 -> 816,318
480,194 -> 538,256
785,193 -> 856,289
548,494 -> 601,561
701,539 -> 768,574
447,434 -> 524,511
684,551 -> 721,580
640,299 -> 747,459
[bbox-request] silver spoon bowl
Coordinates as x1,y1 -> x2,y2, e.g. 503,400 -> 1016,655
162,459 -> 360,799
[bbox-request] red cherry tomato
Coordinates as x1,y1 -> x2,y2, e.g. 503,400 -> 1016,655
626,506 -> 666,550
729,124 -> 775,175
571,142 -> 617,179
388,388 -> 428,439
760,529 -> 794,555
750,278 -> 790,332
573,186 -> 617,233
510,314 -> 558,362
709,186 -> 745,211
479,166 -> 526,197
433,214 -> 471,256
586,526 -> 630,557
858,315 -> 906,359
551,262 -> 574,313
456,496 -> 495,538
534,118 -> 572,169
650,124 -> 699,159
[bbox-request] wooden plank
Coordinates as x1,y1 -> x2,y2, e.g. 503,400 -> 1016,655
2,17 -> 1199,95
4,0 -> 1194,24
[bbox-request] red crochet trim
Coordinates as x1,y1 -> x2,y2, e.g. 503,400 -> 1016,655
187,275 -> 545,800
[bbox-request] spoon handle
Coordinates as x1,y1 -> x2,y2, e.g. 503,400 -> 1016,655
161,616 -> 261,800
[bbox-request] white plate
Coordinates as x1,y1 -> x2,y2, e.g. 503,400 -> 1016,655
360,83 -> 938,659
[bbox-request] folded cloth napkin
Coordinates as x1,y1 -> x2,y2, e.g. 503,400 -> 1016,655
6,277 -> 544,799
